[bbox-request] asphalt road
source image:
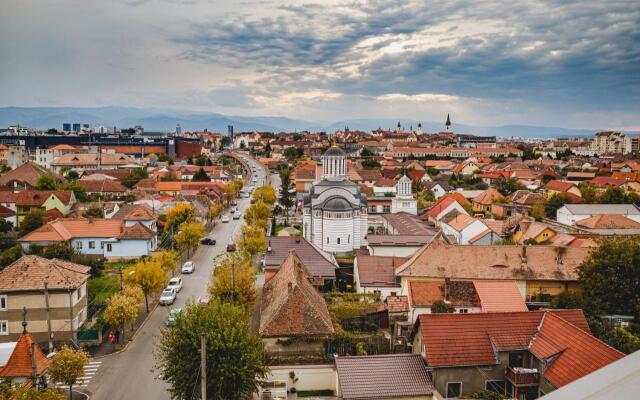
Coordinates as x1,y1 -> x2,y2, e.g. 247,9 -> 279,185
88,154 -> 269,400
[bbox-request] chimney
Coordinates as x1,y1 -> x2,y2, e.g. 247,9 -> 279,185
288,282 -> 293,293
295,234 -> 301,243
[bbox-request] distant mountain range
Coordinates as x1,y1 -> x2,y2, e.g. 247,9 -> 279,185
0,106 -> 622,138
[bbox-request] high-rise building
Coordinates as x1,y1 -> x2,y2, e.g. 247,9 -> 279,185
227,125 -> 234,139
62,123 -> 71,132
72,123 -> 81,132
175,124 -> 182,135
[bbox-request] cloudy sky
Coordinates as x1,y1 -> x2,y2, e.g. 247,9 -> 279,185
1,0 -> 638,129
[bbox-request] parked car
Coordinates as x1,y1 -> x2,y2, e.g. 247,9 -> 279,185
233,213 -> 241,220
197,295 -> 210,306
200,237 -> 216,245
221,215 -> 230,223
164,307 -> 182,326
226,243 -> 237,252
159,288 -> 177,305
230,200 -> 238,206
167,277 -> 183,292
181,261 -> 195,274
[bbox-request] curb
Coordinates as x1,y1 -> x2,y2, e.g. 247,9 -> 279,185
94,301 -> 159,359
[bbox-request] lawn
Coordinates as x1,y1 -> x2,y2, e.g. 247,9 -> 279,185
87,275 -> 120,304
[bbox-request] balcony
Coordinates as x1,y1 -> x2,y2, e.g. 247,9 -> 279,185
505,366 -> 540,386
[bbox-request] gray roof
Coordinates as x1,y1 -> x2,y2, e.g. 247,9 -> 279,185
323,146 -> 346,157
561,204 -> 640,215
367,235 -> 435,247
323,197 -> 353,211
335,354 -> 434,400
264,236 -> 337,278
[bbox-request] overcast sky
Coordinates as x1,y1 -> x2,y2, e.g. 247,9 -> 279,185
1,0 -> 638,129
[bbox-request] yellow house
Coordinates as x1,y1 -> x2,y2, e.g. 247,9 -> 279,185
513,219 -> 558,244
543,180 -> 581,199
452,161 -> 480,176
15,190 -> 76,224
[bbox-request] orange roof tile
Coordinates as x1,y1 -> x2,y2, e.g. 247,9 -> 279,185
0,332 -> 50,378
0,255 -> 90,291
472,280 -> 527,312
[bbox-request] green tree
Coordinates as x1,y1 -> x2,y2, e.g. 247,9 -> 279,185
219,136 -> 232,150
283,147 -> 304,163
192,168 -> 210,182
64,182 -> 88,202
155,301 -> 267,400
175,221 -> 206,257
194,154 -> 212,166
496,177 -> 524,196
361,159 -> 381,169
209,253 -> 256,305
104,293 -> 139,344
0,218 -> 13,233
121,167 -> 149,189
125,259 -> 168,312
0,245 -> 23,270
360,147 -> 374,157
578,183 -> 599,203
430,299 -> 455,313
531,199 -> 546,220
42,242 -> 75,260
47,345 -> 91,400
35,174 -> 58,190
83,206 -> 104,218
545,193 -> 571,219
578,237 -> 640,319
279,165 -> 294,224
599,186 -> 630,204
603,327 -> 640,354
20,208 -> 47,236
65,170 -> 80,181
550,290 -> 583,309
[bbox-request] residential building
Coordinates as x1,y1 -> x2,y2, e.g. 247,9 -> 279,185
76,179 -> 128,197
51,152 -> 137,173
33,144 -> 79,169
0,162 -> 64,190
556,204 -> 640,226
353,255 -> 407,299
471,188 -> 505,215
440,212 -> 491,245
0,255 -> 90,344
0,324 -> 51,387
423,181 -> 452,199
542,180 -> 582,199
15,190 -> 76,224
590,131 -> 631,155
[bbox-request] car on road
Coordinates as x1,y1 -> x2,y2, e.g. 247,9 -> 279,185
167,277 -> 183,292
200,237 -> 216,245
233,213 -> 241,220
159,288 -> 177,305
164,307 -> 181,326
231,200 -> 237,206
181,261 -> 195,274
221,215 -> 230,223
226,243 -> 237,252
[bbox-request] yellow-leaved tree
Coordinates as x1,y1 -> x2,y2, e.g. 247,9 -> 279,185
124,259 -> 167,312
175,221 -> 206,257
104,293 -> 139,344
240,225 -> 266,255
232,177 -> 244,193
252,185 -> 276,205
209,253 -> 256,305
223,182 -> 238,206
243,201 -> 270,229
207,202 -> 224,223
165,203 -> 196,233
48,345 -> 90,400
150,249 -> 179,274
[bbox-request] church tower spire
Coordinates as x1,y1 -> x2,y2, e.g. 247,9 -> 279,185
445,114 -> 452,131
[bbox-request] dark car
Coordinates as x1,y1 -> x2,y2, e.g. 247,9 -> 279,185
201,237 -> 216,245
226,243 -> 237,252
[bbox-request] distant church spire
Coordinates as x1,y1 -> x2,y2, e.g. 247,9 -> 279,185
445,114 -> 452,131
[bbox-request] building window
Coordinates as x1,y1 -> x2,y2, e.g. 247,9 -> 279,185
383,205 -> 391,213
0,295 -> 6,310
337,238 -> 341,244
76,241 -> 83,250
509,352 -> 524,368
0,320 -> 7,335
77,310 -> 84,325
458,308 -> 469,314
77,286 -> 83,300
485,380 -> 505,395
89,241 -> 95,249
106,243 -> 113,252
446,382 -> 462,398
348,234 -> 350,243
326,237 -> 329,244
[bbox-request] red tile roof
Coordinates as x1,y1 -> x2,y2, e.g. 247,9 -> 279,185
356,255 -> 406,287
575,214 -> 640,229
472,188 -> 505,205
472,280 -> 527,312
0,255 -> 90,291
76,179 -> 127,193
15,190 -> 74,206
408,280 -> 479,307
416,310 -> 591,368
0,332 -> 50,378
544,180 -> 578,193
0,162 -> 64,188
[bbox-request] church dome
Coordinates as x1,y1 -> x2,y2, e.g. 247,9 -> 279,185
324,146 -> 346,157
322,197 -> 352,211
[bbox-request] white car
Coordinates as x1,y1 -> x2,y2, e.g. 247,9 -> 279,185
159,288 -> 177,305
167,277 -> 183,292
221,215 -> 230,223
181,261 -> 195,274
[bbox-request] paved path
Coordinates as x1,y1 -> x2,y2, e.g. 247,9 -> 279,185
87,154 -> 269,400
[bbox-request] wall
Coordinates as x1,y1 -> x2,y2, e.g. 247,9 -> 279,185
108,239 -> 153,258
265,364 -> 336,393
368,245 -> 421,257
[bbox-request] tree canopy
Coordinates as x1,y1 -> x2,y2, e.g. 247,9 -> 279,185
48,345 -> 90,400
253,186 -> 276,205
125,259 -> 168,312
165,203 -> 196,233
192,168 -> 210,182
545,193 -> 571,219
209,253 -> 256,306
175,221 -> 206,257
35,174 -> 58,190
104,293 -> 139,343
19,208 -> 47,236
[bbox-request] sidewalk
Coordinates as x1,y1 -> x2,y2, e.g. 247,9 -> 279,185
87,298 -> 158,358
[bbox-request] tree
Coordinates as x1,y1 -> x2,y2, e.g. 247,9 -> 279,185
209,253 -> 256,305
578,237 -> 640,319
599,186 -> 631,204
123,284 -> 145,305
232,177 -> 244,193
244,201 -> 270,229
219,136 -> 232,149
531,199 -> 546,220
47,345 -> 90,400
64,182 -> 88,202
545,193 -> 571,219
175,221 -> 206,257
160,172 -> 178,182
42,242 -> 75,260
0,245 -> 23,270
121,167 -> 149,188
1,387 -> 65,400
83,206 -> 104,218
104,293 -> 139,344
253,185 -> 276,205
65,170 -> 79,181
416,189 -> 434,209
430,299 -> 455,313
550,290 -> 582,309
361,159 -> 381,169
150,249 -> 179,273
360,147 -> 374,157
192,168 -> 210,182
240,225 -> 266,255
125,259 -> 167,312
207,202 -> 223,223
35,174 -> 58,190
223,182 -> 239,206
279,166 -> 294,224
194,154 -> 211,167
0,218 -> 13,233
155,301 -> 267,400
20,208 -> 47,236
495,177 -> 524,196
578,183 -> 598,204
603,327 -> 640,354
165,203 -> 196,234
283,147 -> 304,163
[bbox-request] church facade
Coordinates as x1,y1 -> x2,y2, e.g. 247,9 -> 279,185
391,174 -> 418,215
303,146 -> 368,254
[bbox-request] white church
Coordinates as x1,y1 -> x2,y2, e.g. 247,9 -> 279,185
391,174 -> 418,215
302,145 -> 368,254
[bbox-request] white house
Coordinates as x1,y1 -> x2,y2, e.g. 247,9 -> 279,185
423,182 -> 452,199
556,204 -> 640,225
391,175 -> 417,215
18,218 -> 157,259
440,213 -> 489,245
353,255 -> 404,299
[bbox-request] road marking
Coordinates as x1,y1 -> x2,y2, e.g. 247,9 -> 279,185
56,360 -> 102,388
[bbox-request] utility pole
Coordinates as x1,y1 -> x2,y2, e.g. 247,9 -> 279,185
119,267 -> 124,294
68,289 -> 75,345
44,281 -> 53,352
231,261 -> 235,305
200,334 -> 207,400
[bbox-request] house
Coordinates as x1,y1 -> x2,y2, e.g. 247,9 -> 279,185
18,218 -> 157,259
411,310 -> 624,398
76,179 -> 128,197
426,196 -> 468,224
292,160 -> 320,192
543,180 -> 582,199
556,204 -> 640,226
0,255 -> 90,345
51,152 -> 137,173
0,323 -> 51,387
589,176 -> 640,192
33,144 -> 80,169
368,213 -> 440,255
452,161 -> 479,176
259,251 -> 334,355
111,203 -> 158,232
0,205 -> 16,228
471,188 -> 505,215
574,214 -> 640,232
335,354 -> 437,400
423,181 -> 452,199
0,162 -> 64,190
396,240 -> 590,306
15,190 -> 76,224
440,212 -> 490,245
263,236 -> 338,290
353,255 -> 407,299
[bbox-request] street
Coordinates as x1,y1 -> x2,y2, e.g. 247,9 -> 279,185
88,154 -> 271,400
